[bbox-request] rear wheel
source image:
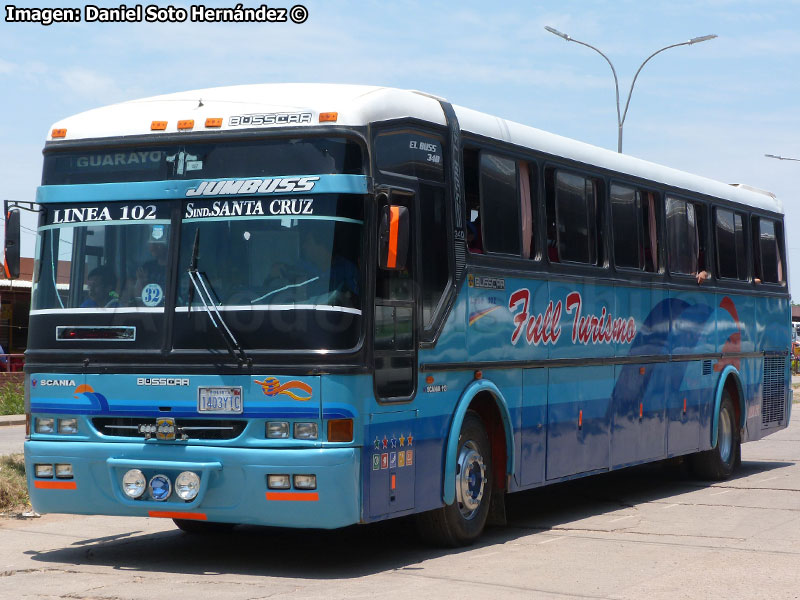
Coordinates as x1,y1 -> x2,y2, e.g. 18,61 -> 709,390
691,391 -> 740,480
173,519 -> 236,534
416,411 -> 493,547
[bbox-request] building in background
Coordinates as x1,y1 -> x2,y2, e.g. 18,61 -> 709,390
0,256 -> 33,371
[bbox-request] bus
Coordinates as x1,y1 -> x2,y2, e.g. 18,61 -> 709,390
8,84 -> 791,546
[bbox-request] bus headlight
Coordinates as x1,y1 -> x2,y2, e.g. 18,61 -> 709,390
293,474 -> 316,490
58,418 -> 78,434
35,418 -> 55,434
35,464 -> 54,478
293,422 -> 318,440
55,464 -> 74,479
175,471 -> 200,501
266,421 -> 290,439
122,469 -> 146,499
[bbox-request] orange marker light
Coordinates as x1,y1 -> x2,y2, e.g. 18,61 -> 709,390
683,398 -> 687,414
51,128 -> 67,139
319,112 -> 338,123
177,119 -> 195,130
391,474 -> 396,490
205,117 -> 223,128
426,375 -> 434,385
327,419 -> 353,443
639,367 -> 646,375
578,409 -> 583,429
474,370 -> 483,380
151,121 -> 168,131
639,403 -> 643,419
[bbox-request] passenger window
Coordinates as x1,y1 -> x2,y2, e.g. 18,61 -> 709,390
545,169 -> 601,265
480,153 -> 520,255
715,208 -> 747,280
667,197 -> 707,279
610,184 -> 660,272
753,217 -> 785,284
418,184 -> 450,327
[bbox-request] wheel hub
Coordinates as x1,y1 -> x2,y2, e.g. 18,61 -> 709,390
456,440 -> 486,519
719,404 -> 733,464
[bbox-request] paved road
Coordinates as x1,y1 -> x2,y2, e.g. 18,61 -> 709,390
0,423 -> 25,456
1,418 -> 798,599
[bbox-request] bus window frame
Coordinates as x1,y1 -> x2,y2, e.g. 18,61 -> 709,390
751,213 -> 787,288
608,179 -> 664,276
713,206 -> 750,283
664,193 -> 714,284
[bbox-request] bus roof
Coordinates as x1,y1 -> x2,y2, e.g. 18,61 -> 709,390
47,83 -> 782,214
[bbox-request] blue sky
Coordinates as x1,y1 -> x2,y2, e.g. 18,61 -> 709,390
2,0 -> 799,294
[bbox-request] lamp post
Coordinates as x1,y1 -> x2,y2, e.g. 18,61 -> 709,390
544,26 -> 717,153
765,154 -> 800,162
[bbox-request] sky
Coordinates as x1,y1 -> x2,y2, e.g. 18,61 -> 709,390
2,0 -> 799,294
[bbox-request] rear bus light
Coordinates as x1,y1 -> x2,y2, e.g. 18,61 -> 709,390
293,474 -> 316,490
327,419 -> 353,442
58,418 -> 78,434
293,422 -> 318,440
55,464 -> 74,479
35,418 -> 55,434
267,474 -> 291,489
266,421 -> 290,439
35,464 -> 54,478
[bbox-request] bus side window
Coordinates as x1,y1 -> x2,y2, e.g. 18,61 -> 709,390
479,153 -> 520,255
715,208 -> 748,280
611,185 -> 660,272
545,168 -> 602,265
753,216 -> 785,284
667,197 -> 708,282
463,148 -> 482,253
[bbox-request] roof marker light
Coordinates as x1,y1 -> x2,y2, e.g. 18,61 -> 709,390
319,112 -> 338,123
151,121 -> 168,131
205,118 -> 223,128
51,128 -> 67,139
177,119 -> 194,130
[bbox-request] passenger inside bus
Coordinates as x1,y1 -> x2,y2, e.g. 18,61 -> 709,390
80,265 -> 119,308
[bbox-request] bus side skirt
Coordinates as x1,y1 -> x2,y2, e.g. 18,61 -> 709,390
712,365 -> 745,448
442,379 -> 515,506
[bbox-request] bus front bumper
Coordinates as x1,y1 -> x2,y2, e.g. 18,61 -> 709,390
24,440 -> 361,529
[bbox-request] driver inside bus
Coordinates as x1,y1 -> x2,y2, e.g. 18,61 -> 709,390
81,265 -> 120,308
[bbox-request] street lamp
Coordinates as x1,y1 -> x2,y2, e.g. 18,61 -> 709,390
765,154 -> 800,162
544,26 -> 717,153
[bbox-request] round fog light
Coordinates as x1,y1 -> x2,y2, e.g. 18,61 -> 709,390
149,474 -> 172,501
122,469 -> 146,499
175,471 -> 200,501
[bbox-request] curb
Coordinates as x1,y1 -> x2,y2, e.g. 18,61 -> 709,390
0,415 -> 25,427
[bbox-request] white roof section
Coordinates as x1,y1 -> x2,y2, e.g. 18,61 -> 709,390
48,83 -> 781,214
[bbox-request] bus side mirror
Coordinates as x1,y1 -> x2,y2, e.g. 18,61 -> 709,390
378,205 -> 409,270
3,208 -> 20,280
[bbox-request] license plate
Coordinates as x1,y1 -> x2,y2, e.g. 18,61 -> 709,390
197,386 -> 243,414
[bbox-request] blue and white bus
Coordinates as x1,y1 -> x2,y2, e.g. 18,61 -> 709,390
10,84 -> 790,545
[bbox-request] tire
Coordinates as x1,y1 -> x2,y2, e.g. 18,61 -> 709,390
173,519 -> 236,534
691,391 -> 740,480
416,411 -> 493,547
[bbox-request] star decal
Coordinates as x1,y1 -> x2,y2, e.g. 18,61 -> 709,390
399,435 -> 406,447
382,436 -> 388,449
407,435 -> 413,446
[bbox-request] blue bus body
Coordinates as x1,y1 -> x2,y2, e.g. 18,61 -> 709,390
21,85 -> 790,542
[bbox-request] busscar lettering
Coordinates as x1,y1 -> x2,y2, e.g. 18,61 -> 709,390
229,113 -> 312,127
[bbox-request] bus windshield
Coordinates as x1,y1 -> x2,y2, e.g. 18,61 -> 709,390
174,194 -> 364,351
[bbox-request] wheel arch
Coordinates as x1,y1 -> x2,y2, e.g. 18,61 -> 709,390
712,366 -> 745,448
442,379 -> 515,505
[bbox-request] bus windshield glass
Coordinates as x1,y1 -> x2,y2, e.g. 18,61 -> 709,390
174,194 -> 364,350
32,204 -> 173,312
42,137 -> 364,185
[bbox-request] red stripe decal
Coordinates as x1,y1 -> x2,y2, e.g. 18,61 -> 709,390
148,511 -> 207,520
34,480 -> 77,490
265,492 -> 319,502
387,206 -> 399,269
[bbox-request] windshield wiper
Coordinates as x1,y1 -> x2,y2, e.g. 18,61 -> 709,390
187,230 -> 251,367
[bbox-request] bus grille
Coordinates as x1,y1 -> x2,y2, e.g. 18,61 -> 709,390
92,417 -> 247,440
762,355 -> 785,427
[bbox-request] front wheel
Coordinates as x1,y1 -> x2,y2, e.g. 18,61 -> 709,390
416,411 -> 493,547
691,391 -> 740,480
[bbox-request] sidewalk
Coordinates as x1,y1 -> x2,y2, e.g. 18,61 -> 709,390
0,414 -> 25,427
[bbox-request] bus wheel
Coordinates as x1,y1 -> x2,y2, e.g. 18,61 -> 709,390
173,519 -> 235,534
691,391 -> 740,480
416,411 -> 493,546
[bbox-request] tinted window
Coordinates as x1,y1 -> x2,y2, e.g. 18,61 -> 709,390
611,184 -> 640,269
553,171 -> 597,264
666,197 -> 698,275
757,218 -> 784,283
715,208 -> 747,280
375,130 -> 444,181
43,138 -> 364,184
480,153 -> 520,255
418,184 -> 450,327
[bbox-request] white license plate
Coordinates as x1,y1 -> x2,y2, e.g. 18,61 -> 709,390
197,386 -> 243,414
